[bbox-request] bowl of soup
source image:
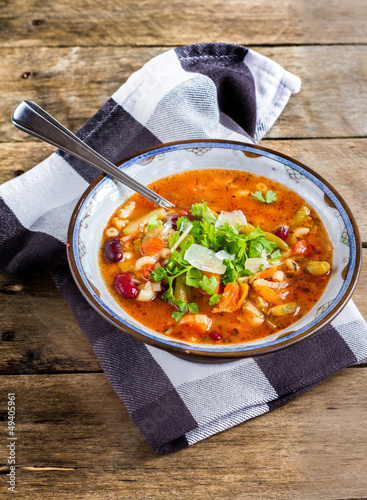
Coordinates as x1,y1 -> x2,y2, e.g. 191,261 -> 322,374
67,139 -> 361,359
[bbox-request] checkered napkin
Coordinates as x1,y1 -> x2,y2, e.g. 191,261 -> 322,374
1,43 -> 366,453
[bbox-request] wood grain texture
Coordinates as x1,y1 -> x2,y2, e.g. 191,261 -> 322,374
1,46 -> 366,142
0,249 -> 366,375
1,139 -> 366,240
0,272 -> 101,374
0,370 -> 366,499
1,0 -> 367,47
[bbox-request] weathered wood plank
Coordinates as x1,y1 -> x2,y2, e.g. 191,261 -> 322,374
0,248 -> 366,375
1,139 -> 366,240
262,138 -> 367,240
0,370 -> 366,499
1,0 -> 367,47
0,46 -> 366,142
0,272 -> 101,374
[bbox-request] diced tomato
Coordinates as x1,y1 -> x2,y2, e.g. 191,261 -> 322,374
213,283 -> 240,313
141,238 -> 167,256
258,286 -> 288,305
201,271 -> 221,294
141,264 -> 155,280
257,266 -> 278,280
120,234 -> 134,243
179,314 -> 212,333
292,239 -> 314,256
177,210 -> 189,217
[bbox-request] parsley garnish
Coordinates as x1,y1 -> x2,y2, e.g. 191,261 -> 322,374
190,201 -> 217,224
186,268 -> 203,288
147,213 -> 163,231
150,267 -> 167,282
172,300 -> 199,321
199,275 -> 219,295
209,294 -> 223,306
176,216 -> 191,232
188,303 -> 199,314
150,202 -> 282,316
269,249 -> 282,261
251,190 -> 278,204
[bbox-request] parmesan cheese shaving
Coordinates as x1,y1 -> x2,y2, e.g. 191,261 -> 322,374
170,223 -> 193,252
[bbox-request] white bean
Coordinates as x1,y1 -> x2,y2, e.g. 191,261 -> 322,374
137,282 -> 155,301
286,259 -> 299,272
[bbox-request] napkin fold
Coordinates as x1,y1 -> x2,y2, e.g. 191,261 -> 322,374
1,43 -> 366,453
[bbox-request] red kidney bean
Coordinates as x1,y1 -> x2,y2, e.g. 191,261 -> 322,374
104,238 -> 123,262
274,225 -> 289,241
114,273 -> 138,298
210,331 -> 222,341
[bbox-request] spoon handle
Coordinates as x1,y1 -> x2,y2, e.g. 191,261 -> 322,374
12,101 -> 174,209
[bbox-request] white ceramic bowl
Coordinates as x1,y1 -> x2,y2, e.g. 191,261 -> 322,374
67,140 -> 361,359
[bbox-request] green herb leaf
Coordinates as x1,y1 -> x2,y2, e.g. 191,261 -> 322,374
209,294 -> 223,306
186,268 -> 203,288
222,259 -> 237,285
171,299 -> 189,321
177,217 -> 191,232
199,275 -> 219,295
188,303 -> 199,314
150,267 -> 167,282
251,191 -> 266,203
168,231 -> 180,249
265,190 -> 278,204
190,201 -> 217,224
172,311 -> 185,321
269,249 -> 282,261
251,190 -> 278,204
147,213 -> 163,231
238,268 -> 254,277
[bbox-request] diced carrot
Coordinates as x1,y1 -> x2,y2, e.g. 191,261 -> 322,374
236,282 -> 249,310
257,266 -> 278,280
292,239 -> 314,256
120,234 -> 134,243
179,314 -> 212,333
141,238 -> 167,256
213,283 -> 240,313
258,286 -> 288,305
141,264 -> 155,280
201,271 -> 221,294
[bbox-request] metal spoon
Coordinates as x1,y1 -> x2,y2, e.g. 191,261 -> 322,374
11,101 -> 174,209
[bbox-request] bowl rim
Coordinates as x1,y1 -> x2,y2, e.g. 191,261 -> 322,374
67,139 -> 362,359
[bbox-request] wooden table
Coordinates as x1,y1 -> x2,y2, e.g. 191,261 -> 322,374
1,1 -> 366,498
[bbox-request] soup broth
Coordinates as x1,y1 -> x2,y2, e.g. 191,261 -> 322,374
99,169 -> 332,344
